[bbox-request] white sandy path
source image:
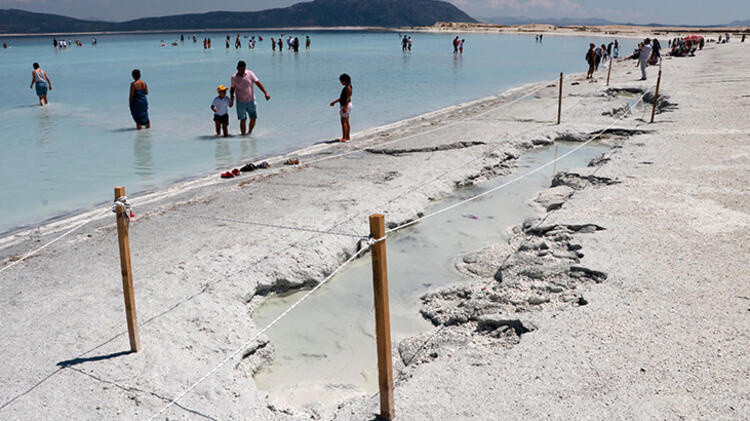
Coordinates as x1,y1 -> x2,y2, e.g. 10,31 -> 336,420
335,44 -> 750,420
1,46 -> 687,420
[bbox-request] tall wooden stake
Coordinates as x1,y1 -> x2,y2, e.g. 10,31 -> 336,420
557,72 -> 563,125
650,69 -> 662,124
606,57 -> 613,86
369,214 -> 394,420
115,186 -> 141,353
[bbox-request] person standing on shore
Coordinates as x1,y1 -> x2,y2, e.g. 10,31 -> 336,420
230,60 -> 270,136
586,43 -> 596,79
650,39 -> 662,64
30,63 -> 52,106
129,69 -> 150,130
638,39 -> 652,81
330,73 -> 352,143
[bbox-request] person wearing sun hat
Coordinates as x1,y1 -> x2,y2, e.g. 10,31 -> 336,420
211,85 -> 232,137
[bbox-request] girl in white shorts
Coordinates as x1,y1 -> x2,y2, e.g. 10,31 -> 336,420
330,73 -> 353,142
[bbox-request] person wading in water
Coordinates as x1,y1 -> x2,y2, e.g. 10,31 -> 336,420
230,60 -> 271,136
30,63 -> 52,106
129,69 -> 150,129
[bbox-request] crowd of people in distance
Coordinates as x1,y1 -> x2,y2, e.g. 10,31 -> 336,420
154,33 -> 312,52
272,35 -> 304,52
51,37 -> 96,48
585,40 -> 619,79
667,36 -> 704,57
397,34 -> 466,54
582,30 -> 749,82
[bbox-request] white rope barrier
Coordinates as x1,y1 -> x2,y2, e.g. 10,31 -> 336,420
370,89 -> 592,212
168,211 -> 366,239
0,209 -> 109,275
145,236 -> 384,420
384,88 -> 653,235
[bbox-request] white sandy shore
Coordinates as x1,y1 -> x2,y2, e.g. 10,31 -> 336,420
411,22 -> 749,41
1,42 -> 748,421
5,22 -> 747,39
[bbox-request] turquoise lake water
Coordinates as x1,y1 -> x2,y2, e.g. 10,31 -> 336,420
0,31 -> 633,235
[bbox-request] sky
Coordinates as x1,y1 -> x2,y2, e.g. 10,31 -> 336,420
1,0 -> 747,25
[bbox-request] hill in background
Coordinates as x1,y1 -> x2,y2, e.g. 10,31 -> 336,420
0,0 -> 476,34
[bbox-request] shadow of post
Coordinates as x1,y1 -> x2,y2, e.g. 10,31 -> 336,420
57,350 -> 133,368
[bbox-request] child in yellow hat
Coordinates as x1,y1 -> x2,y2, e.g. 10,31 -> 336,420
211,85 -> 232,137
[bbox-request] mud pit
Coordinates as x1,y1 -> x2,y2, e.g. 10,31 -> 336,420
251,141 -> 611,416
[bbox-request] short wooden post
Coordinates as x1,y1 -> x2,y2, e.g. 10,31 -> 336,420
114,186 -> 141,353
650,69 -> 662,124
369,214 -> 394,420
557,72 -> 563,125
606,57 -> 613,86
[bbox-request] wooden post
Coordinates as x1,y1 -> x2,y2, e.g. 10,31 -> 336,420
650,69 -> 662,124
606,57 -> 613,86
557,72 -> 563,125
115,186 -> 140,353
369,214 -> 394,420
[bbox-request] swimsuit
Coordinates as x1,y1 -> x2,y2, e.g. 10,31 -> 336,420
130,87 -> 149,125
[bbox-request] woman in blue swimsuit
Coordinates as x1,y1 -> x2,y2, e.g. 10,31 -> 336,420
129,69 -> 150,130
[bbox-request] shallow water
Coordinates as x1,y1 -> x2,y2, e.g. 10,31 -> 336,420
0,32 -> 633,234
252,141 -> 609,409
